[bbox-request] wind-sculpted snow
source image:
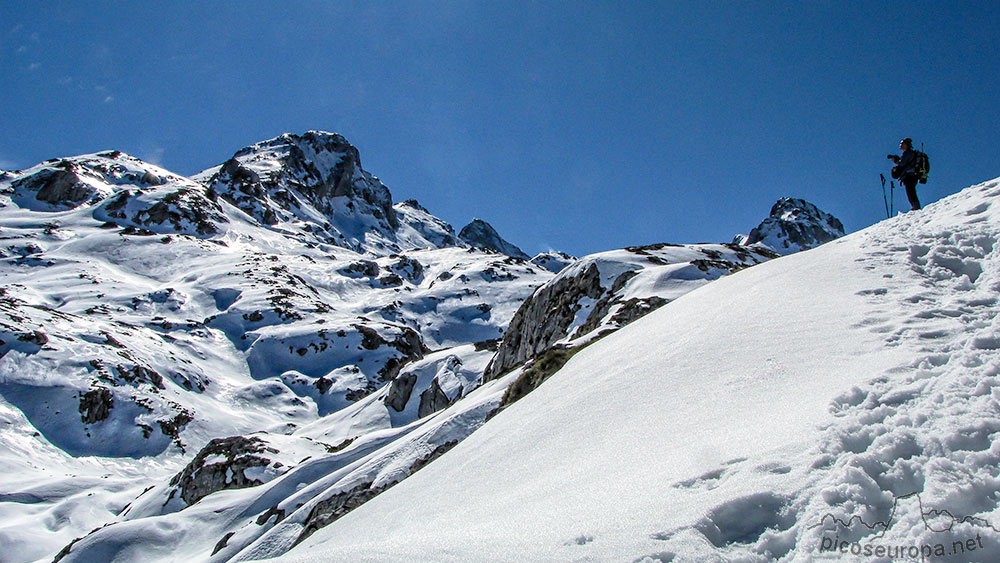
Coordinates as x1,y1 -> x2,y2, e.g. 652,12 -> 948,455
272,178 -> 1000,562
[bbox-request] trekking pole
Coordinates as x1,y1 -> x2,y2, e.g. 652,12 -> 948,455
880,174 -> 890,218
890,180 -> 895,216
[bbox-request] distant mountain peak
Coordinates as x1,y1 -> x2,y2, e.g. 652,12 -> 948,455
735,197 -> 845,255
459,218 -> 529,260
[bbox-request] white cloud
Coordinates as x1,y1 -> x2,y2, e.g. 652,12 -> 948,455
16,45 -> 26,53
140,147 -> 166,166
103,96 -> 114,103
28,62 -> 40,71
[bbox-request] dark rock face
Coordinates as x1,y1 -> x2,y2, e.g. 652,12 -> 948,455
384,373 -> 416,412
484,262 -> 603,380
388,256 -> 424,283
338,260 -> 379,278
740,197 -> 845,255
13,166 -> 99,209
417,378 -> 451,418
79,388 -> 114,424
459,218 -> 530,260
167,436 -> 275,505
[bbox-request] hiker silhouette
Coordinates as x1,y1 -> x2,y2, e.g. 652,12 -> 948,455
888,138 -> 922,211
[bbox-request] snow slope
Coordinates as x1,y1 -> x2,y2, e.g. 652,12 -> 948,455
280,177 -> 1000,561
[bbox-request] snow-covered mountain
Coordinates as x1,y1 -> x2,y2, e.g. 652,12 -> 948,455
41,232 -> 785,562
0,133 -> 555,562
2,129 -> 927,563
735,197 -> 845,255
270,177 -> 1000,561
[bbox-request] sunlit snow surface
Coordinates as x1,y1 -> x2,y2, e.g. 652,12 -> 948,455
279,178 -> 1000,562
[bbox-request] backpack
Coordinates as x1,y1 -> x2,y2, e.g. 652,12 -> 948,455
914,150 -> 930,184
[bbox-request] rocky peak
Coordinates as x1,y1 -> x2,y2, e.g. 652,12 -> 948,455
459,218 -> 529,260
735,197 -> 845,255
201,131 -> 400,251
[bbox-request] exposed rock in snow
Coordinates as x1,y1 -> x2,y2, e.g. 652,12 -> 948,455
197,131 -> 446,254
530,250 -> 576,273
485,242 -> 778,380
459,218 -> 530,260
167,435 -> 275,506
735,197 -> 845,255
394,199 -> 462,249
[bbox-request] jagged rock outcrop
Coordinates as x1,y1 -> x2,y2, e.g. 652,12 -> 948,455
12,165 -> 99,208
417,378 -> 451,418
167,436 -> 275,505
735,197 -> 845,255
385,373 -> 417,412
459,218 -> 530,260
485,262 -> 604,380
99,186 -> 227,236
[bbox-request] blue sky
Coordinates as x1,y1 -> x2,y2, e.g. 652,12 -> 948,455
2,2 -> 998,257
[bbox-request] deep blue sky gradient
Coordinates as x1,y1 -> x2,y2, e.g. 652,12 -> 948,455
3,2 -> 998,256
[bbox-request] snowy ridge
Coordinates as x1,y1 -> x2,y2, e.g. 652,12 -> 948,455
528,250 -> 576,274
275,177 -> 1000,561
485,242 -> 778,380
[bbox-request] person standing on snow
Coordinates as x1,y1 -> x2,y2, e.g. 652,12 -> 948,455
888,138 -> 922,211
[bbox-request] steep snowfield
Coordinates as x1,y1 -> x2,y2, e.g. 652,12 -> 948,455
280,177 -> 1000,562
